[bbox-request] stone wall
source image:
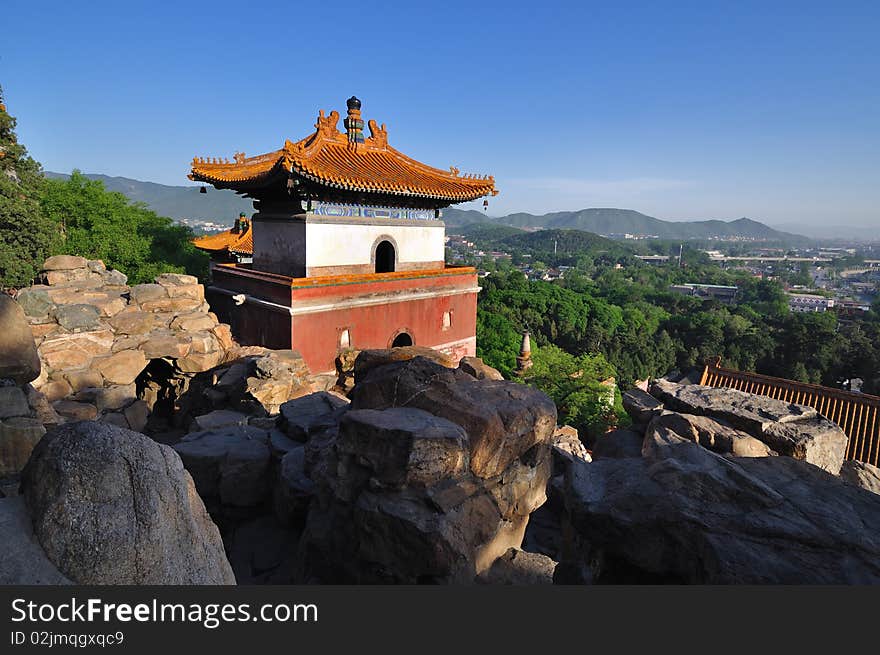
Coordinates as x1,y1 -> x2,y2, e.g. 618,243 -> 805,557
15,256 -> 238,432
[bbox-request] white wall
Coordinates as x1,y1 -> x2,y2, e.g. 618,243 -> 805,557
305,222 -> 445,269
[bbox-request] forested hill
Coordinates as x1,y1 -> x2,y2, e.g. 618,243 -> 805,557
45,172 -> 251,222
443,207 -> 808,242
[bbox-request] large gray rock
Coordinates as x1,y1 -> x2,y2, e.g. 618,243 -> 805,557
0,387 -> 30,419
0,496 -> 72,584
840,460 -> 880,496
0,417 -> 46,477
350,356 -> 557,479
21,421 -> 234,584
622,387 -> 663,424
591,428 -> 644,459
645,412 -> 774,458
458,356 -> 504,381
52,303 -> 101,332
477,547 -> 556,585
562,429 -> 880,584
339,408 -> 469,490
173,425 -> 271,508
0,295 -> 41,384
15,288 -> 55,321
279,391 -> 349,442
649,380 -> 847,474
273,446 -> 314,525
297,358 -> 557,584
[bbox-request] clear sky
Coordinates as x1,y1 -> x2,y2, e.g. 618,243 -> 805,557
3,0 -> 878,227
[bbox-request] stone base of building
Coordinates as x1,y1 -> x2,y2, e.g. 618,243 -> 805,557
206,264 -> 479,374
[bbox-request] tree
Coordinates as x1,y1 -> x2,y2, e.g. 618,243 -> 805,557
41,172 -> 208,284
521,344 -> 626,442
0,87 -> 60,288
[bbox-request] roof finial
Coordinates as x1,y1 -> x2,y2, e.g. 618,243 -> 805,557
344,96 -> 365,146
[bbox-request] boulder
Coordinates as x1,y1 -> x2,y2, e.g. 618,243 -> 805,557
279,391 -> 350,442
129,283 -> 168,305
190,409 -> 249,432
649,380 -> 847,474
51,304 -> 101,332
549,425 -> 591,467
839,460 -> 880,496
458,356 -> 504,381
21,421 -> 234,584
622,387 -> 663,425
52,400 -> 98,421
562,432 -> 880,583
591,429 -> 645,459
274,446 -> 315,525
170,313 -> 215,332
42,255 -> 88,271
350,357 -> 557,479
477,547 -> 556,585
123,400 -> 150,433
155,273 -> 198,286
353,346 -> 455,383
138,331 -> 192,359
93,349 -> 148,385
15,287 -> 55,321
0,417 -> 46,477
64,369 -> 104,392
109,310 -> 163,335
0,497 -> 72,584
645,412 -> 774,458
0,295 -> 41,384
101,269 -> 128,286
0,387 -> 30,419
339,408 -> 469,489
177,350 -> 224,374
173,425 -> 271,508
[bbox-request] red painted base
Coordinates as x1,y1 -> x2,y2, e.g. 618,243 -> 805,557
207,265 -> 479,374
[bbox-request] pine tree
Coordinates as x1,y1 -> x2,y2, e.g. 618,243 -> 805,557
0,85 -> 59,288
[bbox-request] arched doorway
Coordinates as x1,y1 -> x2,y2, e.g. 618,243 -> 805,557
391,332 -> 413,348
375,240 -> 395,273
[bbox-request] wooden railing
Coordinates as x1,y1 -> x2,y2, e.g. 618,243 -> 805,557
700,362 -> 880,467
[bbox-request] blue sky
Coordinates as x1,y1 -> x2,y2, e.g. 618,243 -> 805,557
3,0 -> 878,226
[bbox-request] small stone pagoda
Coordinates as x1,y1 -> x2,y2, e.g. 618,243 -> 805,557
189,96 -> 497,374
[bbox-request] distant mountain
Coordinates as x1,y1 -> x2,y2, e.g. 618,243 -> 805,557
45,172 -> 251,223
44,172 -> 811,243
443,207 -> 808,242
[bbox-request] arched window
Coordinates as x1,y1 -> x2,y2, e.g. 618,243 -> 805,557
391,332 -> 413,348
375,240 -> 395,273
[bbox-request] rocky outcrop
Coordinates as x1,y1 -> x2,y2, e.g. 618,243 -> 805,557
21,421 -> 235,584
295,355 -> 557,583
0,295 -> 41,384
16,258 -> 239,432
839,460 -> 880,496
650,379 -> 848,474
458,356 -> 504,381
0,496 -> 72,584
562,430 -> 880,583
477,547 -> 556,585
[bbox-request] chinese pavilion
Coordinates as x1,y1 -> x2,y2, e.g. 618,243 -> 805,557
189,96 -> 497,374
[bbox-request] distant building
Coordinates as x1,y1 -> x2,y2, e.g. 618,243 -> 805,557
669,283 -> 738,304
635,255 -> 670,265
787,293 -> 835,313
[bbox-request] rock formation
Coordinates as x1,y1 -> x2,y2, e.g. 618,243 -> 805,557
560,379 -> 880,584
21,421 -> 234,584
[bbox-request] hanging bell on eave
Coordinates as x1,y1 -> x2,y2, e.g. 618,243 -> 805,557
200,186 -> 207,194
483,199 -> 489,211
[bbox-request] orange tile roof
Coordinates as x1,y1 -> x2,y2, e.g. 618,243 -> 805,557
192,226 -> 253,255
189,105 -> 497,203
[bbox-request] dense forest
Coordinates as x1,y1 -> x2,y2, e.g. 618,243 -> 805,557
471,232 -> 880,439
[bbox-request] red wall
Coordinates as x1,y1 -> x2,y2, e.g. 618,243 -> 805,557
291,289 -> 477,373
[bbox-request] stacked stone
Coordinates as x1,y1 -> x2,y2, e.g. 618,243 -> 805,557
14,256 -> 237,432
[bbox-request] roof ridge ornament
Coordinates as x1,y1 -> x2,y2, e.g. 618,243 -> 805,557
315,109 -> 340,139
344,96 -> 365,148
367,119 -> 388,149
